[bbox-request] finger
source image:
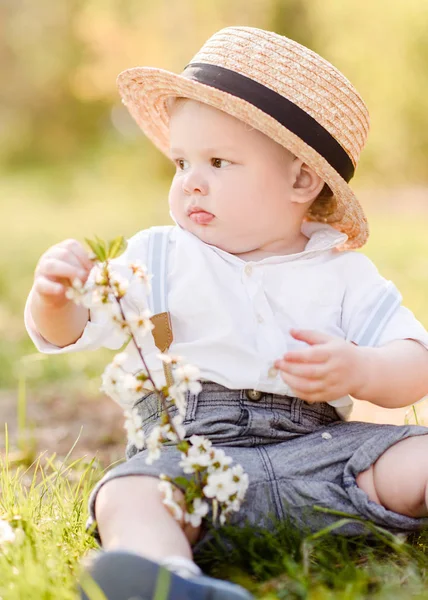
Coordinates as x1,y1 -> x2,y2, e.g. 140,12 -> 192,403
59,239 -> 94,271
290,329 -> 333,346
281,373 -> 327,404
297,392 -> 328,404
33,275 -> 65,298
42,246 -> 86,273
276,360 -> 327,380
280,372 -> 325,395
276,347 -> 330,364
37,257 -> 88,285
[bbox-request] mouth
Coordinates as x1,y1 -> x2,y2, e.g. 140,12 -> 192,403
187,207 -> 215,225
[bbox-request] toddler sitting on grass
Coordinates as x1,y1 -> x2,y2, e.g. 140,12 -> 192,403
25,26 -> 428,600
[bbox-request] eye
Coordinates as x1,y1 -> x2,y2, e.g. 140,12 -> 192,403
175,159 -> 189,170
211,158 -> 230,168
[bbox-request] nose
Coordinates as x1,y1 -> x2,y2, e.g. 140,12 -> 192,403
182,169 -> 208,196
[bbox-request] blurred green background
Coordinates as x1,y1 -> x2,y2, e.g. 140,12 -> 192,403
1,0 -> 428,396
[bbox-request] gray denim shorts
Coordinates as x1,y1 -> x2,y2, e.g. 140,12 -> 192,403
87,382 -> 428,545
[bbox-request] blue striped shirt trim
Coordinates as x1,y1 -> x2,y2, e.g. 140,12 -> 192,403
353,282 -> 402,346
147,226 -> 172,315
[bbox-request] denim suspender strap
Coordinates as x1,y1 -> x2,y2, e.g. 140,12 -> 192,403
352,282 -> 402,347
147,226 -> 174,386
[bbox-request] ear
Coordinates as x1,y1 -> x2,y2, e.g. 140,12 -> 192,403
290,158 -> 325,204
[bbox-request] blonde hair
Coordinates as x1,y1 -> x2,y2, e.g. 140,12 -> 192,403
307,183 -> 338,222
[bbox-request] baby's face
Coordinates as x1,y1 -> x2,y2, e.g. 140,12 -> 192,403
168,99 -> 300,255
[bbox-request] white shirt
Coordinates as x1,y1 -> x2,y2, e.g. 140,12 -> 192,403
24,222 -> 428,419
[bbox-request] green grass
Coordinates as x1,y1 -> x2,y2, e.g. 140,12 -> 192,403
2,434 -> 428,600
0,431 -> 101,599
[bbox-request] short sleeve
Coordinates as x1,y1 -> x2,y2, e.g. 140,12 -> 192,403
24,228 -> 151,354
341,252 -> 428,349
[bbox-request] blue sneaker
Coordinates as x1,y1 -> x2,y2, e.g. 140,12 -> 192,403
79,550 -> 254,600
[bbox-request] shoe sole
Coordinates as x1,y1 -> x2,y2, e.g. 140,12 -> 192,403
79,551 -> 253,600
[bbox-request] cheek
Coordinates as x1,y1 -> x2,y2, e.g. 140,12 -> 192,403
221,175 -> 259,212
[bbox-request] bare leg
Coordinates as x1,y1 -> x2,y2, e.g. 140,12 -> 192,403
81,476 -> 254,600
357,435 -> 428,518
95,475 -> 201,562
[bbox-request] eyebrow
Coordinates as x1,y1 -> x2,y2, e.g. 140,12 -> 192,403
169,146 -> 236,155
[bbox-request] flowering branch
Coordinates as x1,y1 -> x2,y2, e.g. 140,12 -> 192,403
65,235 -> 248,527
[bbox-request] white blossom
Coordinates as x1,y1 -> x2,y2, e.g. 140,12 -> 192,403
174,365 -> 202,395
66,277 -> 83,294
168,384 -> 187,417
179,447 -> 212,474
129,261 -> 153,292
184,498 -> 209,528
189,435 -> 212,454
65,278 -> 91,307
162,414 -> 186,442
109,272 -> 129,298
145,426 -> 163,464
157,353 -> 183,365
218,496 -> 245,525
231,464 -> 249,500
112,352 -> 128,367
94,268 -> 108,286
0,520 -> 15,545
179,435 -> 213,473
110,309 -> 130,335
158,479 -> 174,501
203,470 -> 237,503
127,309 -> 154,345
100,362 -> 126,405
123,408 -> 145,450
159,480 -> 183,522
66,268 -> 112,310
122,373 -> 148,404
89,287 -> 111,308
207,448 -> 233,473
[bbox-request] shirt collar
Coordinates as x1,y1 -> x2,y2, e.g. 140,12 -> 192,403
171,212 -> 348,264
300,221 -> 348,255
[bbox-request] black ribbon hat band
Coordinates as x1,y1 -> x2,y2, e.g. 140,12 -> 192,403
182,63 -> 355,183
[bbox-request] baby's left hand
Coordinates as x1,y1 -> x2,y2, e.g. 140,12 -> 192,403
274,329 -> 365,403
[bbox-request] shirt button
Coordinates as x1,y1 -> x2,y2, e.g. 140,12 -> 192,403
268,367 -> 279,379
244,264 -> 253,276
256,313 -> 264,324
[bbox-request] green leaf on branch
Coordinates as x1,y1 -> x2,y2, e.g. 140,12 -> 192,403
172,476 -> 190,489
84,235 -> 127,262
107,236 -> 127,259
185,483 -> 202,504
84,238 -> 107,262
95,236 -> 109,261
176,441 -> 190,453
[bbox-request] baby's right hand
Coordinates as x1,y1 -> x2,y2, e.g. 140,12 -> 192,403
33,239 -> 94,308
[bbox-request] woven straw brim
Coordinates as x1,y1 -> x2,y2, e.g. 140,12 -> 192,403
117,66 -> 369,249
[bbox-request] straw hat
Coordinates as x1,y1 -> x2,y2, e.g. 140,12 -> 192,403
117,26 -> 370,249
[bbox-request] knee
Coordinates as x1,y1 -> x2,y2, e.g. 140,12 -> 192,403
356,437 -> 428,518
95,475 -> 201,546
95,475 -> 162,522
356,465 -> 382,505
